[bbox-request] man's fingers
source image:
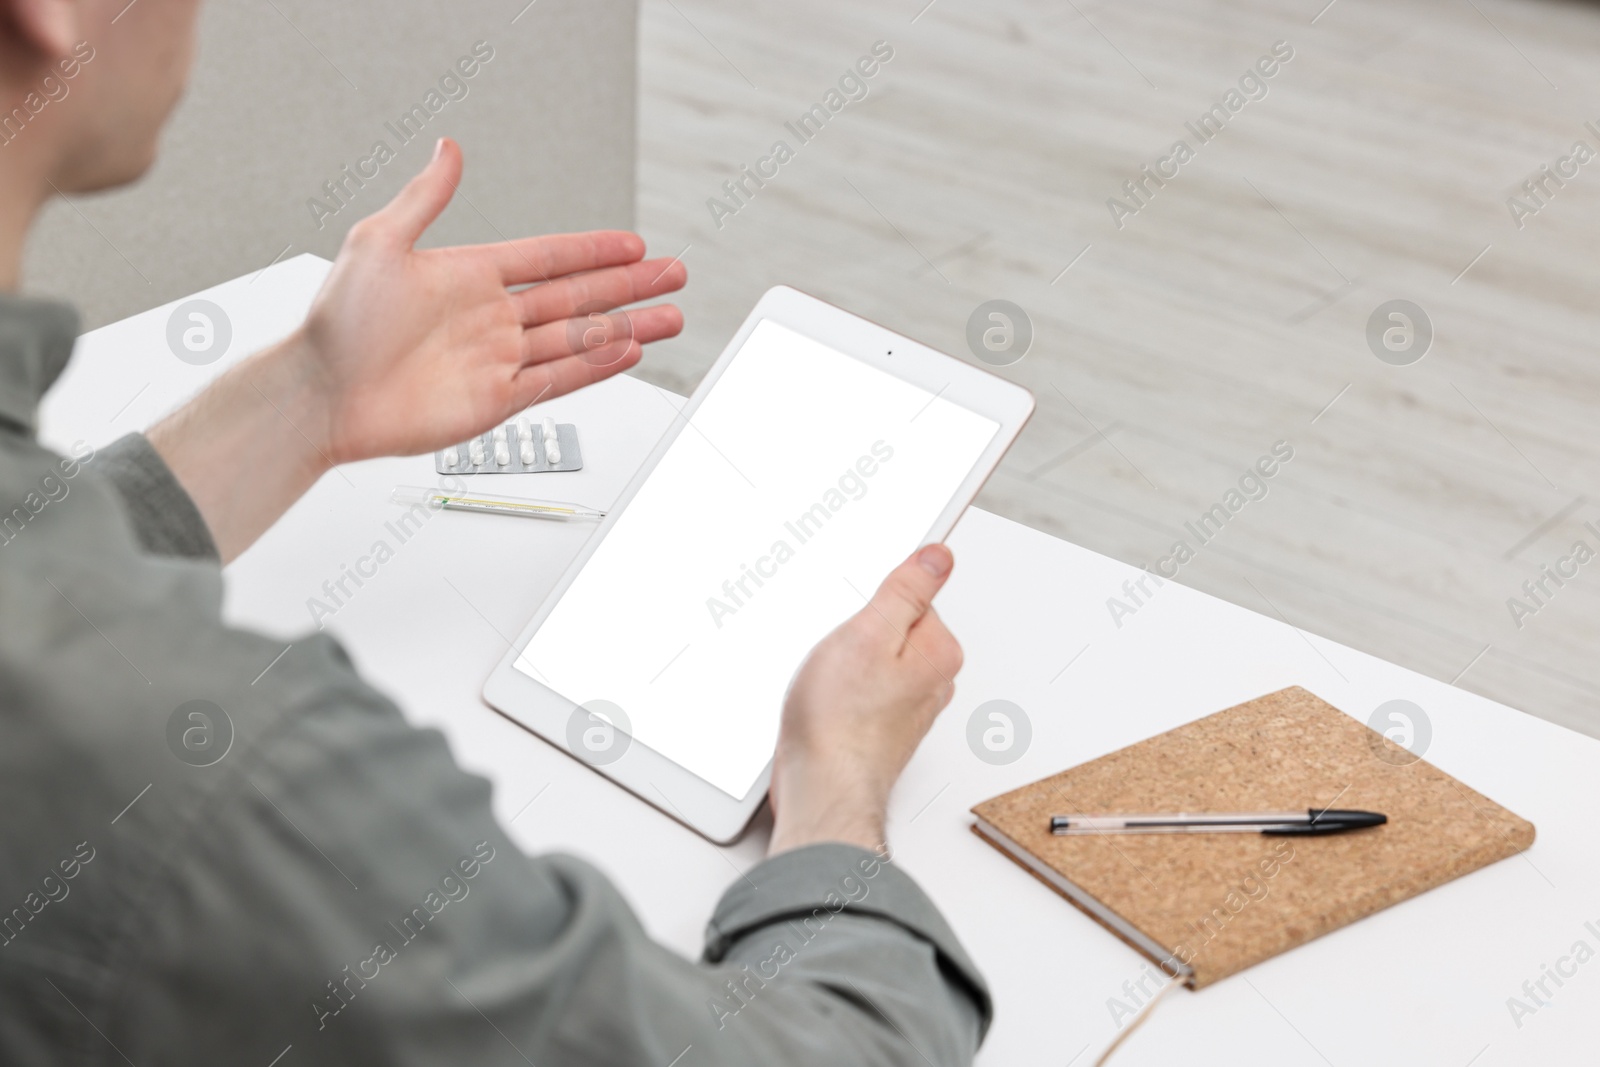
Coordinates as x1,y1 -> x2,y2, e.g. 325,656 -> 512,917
510,303 -> 682,407
521,304 -> 684,366
487,230 -> 647,287
510,342 -> 643,408
512,256 -> 688,326
863,544 -> 954,641
377,137 -> 463,249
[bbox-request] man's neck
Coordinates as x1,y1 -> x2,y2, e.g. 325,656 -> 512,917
0,54 -> 61,291
0,143 -> 53,290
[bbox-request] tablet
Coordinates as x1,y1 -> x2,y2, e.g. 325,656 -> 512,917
483,286 -> 1034,842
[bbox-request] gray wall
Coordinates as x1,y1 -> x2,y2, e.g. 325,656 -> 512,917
24,0 -> 638,329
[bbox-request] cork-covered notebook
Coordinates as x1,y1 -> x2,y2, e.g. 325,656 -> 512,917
971,686 -> 1535,988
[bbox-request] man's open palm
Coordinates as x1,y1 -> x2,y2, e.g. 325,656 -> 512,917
301,137 -> 686,465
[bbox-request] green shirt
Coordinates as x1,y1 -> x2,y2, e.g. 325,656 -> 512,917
0,292 -> 991,1065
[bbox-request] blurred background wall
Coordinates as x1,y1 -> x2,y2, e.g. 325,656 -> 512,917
23,0 -> 639,327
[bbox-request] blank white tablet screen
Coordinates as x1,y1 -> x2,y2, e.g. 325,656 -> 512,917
515,319 -> 999,799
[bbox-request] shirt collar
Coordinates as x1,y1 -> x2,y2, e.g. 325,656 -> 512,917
0,290 -> 79,436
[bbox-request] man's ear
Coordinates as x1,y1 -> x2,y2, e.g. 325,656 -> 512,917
4,0 -> 80,59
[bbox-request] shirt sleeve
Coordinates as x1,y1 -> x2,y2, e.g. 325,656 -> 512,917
107,643 -> 991,1067
704,843 -> 991,1055
92,432 -> 219,560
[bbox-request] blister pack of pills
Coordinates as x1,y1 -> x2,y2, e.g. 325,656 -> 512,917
433,417 -> 583,475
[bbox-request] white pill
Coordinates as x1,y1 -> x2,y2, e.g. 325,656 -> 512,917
494,443 -> 510,466
493,424 -> 507,445
468,438 -> 485,464
545,444 -> 561,465
443,446 -> 458,467
542,417 -> 558,442
516,416 -> 532,439
520,440 -> 536,465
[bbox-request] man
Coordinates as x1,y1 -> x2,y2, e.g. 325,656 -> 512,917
0,1 -> 991,1064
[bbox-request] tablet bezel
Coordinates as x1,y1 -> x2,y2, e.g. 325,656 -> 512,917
482,285 -> 1035,844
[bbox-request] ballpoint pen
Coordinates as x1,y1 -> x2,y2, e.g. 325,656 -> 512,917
1049,808 -> 1387,836
391,485 -> 606,522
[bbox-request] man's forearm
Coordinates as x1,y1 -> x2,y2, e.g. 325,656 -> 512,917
148,329 -> 334,563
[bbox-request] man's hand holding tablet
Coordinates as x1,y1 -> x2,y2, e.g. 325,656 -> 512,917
769,543 -> 962,856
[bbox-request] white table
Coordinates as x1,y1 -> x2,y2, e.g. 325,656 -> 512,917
40,255 -> 1600,1066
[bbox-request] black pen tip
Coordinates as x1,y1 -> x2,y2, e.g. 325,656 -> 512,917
1311,808 -> 1387,829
